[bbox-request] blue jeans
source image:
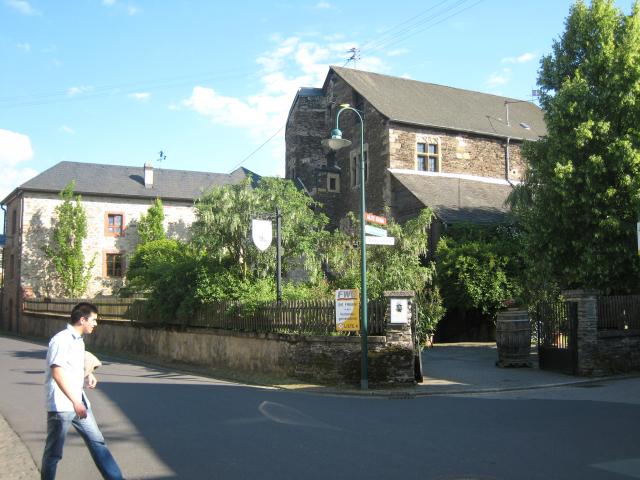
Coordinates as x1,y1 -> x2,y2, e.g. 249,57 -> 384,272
41,409 -> 123,480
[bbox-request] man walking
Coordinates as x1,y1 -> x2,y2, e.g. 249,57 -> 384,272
41,302 -> 124,480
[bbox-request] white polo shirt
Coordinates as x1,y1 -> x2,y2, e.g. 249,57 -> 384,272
44,324 -> 90,412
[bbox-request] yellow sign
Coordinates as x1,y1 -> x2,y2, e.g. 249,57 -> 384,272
335,289 -> 360,332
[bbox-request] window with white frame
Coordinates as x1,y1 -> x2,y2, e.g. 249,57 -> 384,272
416,136 -> 441,172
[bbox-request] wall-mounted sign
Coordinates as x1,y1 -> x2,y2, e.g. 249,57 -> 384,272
335,289 -> 360,332
251,219 -> 272,251
390,298 -> 409,324
365,212 -> 387,225
365,236 -> 395,246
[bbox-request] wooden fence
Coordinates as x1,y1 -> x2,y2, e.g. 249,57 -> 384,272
23,297 -> 388,336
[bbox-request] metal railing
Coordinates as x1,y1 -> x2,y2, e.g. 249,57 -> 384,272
597,295 -> 640,330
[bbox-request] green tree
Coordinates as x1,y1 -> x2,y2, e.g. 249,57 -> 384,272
510,0 -> 640,294
137,198 -> 165,245
190,177 -> 328,282
43,181 -> 95,297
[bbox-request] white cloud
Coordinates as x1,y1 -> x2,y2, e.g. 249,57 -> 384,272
129,92 -> 150,102
182,35 -> 387,171
315,1 -> 332,8
127,4 -> 139,15
67,85 -> 93,97
486,68 -> 511,87
0,129 -> 37,200
4,0 -> 41,15
59,125 -> 75,135
102,0 -> 116,5
16,42 -> 31,52
502,52 -> 536,64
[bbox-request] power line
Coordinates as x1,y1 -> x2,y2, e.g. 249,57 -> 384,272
227,124 -> 285,173
362,0 -> 485,57
0,66 -> 256,109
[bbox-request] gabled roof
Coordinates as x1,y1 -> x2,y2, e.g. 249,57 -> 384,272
1,161 -> 260,205
390,170 -> 513,224
328,66 -> 545,141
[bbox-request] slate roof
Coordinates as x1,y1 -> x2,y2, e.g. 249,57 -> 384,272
390,170 -> 513,224
2,161 -> 260,204
329,66 -> 545,141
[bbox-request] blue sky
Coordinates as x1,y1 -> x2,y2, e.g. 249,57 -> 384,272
1,0 -> 636,216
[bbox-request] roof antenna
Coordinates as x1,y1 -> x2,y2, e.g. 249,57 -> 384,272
345,47 -> 360,68
158,150 -> 167,163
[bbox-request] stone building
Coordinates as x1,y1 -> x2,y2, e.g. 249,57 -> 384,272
286,66 -> 546,240
0,161 -> 258,330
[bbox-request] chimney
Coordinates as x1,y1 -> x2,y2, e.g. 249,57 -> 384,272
144,161 -> 153,188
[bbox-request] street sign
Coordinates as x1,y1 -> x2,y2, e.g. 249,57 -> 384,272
335,289 -> 360,332
364,225 -> 387,237
365,236 -> 395,246
365,212 -> 387,225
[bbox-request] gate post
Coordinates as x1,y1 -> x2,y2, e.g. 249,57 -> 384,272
562,289 -> 599,376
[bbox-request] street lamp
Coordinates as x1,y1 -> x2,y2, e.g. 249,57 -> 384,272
322,104 -> 368,390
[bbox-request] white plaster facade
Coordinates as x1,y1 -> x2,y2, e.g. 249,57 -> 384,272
19,192 -> 196,298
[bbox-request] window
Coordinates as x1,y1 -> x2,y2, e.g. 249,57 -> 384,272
327,173 -> 340,193
9,254 -> 14,278
105,213 -> 124,236
11,210 -> 16,235
417,138 -> 440,172
350,145 -> 369,188
105,253 -> 124,277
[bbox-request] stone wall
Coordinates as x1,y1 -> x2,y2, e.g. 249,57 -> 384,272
19,192 -> 195,298
563,290 -> 640,375
389,125 -> 526,181
18,311 -> 417,387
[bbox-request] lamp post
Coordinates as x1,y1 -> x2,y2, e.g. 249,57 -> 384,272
322,104 -> 368,390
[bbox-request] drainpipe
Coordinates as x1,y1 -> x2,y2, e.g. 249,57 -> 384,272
505,137 -> 515,188
16,194 -> 24,334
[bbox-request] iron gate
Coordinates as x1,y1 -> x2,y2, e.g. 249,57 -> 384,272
532,301 -> 578,375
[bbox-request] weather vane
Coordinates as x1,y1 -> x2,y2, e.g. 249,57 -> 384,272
158,150 -> 167,163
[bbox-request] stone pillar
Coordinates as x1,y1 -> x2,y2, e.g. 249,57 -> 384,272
562,289 -> 599,376
377,290 -> 416,385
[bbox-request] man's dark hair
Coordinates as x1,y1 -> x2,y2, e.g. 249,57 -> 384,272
70,302 -> 99,325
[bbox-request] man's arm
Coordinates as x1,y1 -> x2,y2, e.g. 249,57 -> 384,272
51,366 -> 87,418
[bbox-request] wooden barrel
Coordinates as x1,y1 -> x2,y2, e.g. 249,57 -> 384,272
495,309 -> 532,367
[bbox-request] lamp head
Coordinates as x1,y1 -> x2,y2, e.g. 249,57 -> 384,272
321,128 -> 352,150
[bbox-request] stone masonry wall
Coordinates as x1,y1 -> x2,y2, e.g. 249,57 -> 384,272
20,312 -> 416,387
389,125 -> 526,181
20,193 -> 195,298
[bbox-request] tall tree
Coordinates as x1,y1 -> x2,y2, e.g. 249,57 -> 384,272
510,0 -> 640,294
137,198 -> 165,245
43,181 -> 95,297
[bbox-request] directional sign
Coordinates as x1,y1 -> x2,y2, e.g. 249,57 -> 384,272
365,236 -> 395,246
365,225 -> 387,237
365,212 -> 387,225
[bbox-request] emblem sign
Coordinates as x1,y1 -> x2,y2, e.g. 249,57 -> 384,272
251,219 -> 273,251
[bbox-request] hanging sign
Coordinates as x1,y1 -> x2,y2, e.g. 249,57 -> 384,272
335,289 -> 360,332
251,219 -> 272,251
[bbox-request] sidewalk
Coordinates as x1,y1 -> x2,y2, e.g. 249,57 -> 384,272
0,413 -> 39,480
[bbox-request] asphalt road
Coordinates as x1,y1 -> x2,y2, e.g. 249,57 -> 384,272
1,335 -> 640,480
